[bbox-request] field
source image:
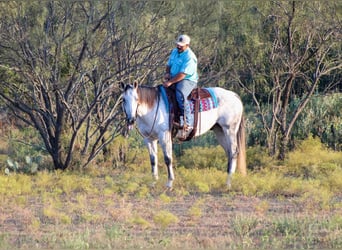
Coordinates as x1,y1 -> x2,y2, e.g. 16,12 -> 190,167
1,163 -> 342,249
1,136 -> 342,249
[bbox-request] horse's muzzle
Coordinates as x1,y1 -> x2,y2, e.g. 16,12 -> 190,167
126,117 -> 136,131
127,117 -> 136,125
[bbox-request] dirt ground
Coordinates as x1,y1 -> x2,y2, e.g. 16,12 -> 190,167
1,189 -> 341,249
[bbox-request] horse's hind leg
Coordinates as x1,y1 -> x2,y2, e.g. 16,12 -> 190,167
145,139 -> 159,181
226,130 -> 239,188
213,125 -> 238,187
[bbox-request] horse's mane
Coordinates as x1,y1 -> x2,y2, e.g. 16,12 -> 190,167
137,86 -> 158,109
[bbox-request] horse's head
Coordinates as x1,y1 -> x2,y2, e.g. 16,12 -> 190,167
121,81 -> 139,130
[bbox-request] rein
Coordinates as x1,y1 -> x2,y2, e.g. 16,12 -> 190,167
136,88 -> 160,139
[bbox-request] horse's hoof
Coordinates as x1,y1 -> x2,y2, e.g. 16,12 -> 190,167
163,186 -> 173,194
150,181 -> 157,189
226,175 -> 232,189
166,180 -> 173,188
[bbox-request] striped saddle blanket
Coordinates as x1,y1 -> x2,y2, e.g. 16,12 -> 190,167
188,88 -> 218,113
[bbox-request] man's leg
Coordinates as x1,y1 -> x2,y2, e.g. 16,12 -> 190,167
176,80 -> 197,127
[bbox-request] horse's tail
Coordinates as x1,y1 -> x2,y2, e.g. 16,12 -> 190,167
237,115 -> 247,176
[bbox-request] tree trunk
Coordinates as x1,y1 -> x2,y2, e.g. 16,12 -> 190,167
278,130 -> 288,161
52,151 -> 66,170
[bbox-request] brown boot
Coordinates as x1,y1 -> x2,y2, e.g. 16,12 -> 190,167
176,125 -> 193,140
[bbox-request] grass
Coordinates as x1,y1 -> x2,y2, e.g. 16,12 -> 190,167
0,136 -> 341,249
0,164 -> 341,249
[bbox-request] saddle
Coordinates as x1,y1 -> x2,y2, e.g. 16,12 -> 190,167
162,86 -> 213,141
187,88 -> 212,100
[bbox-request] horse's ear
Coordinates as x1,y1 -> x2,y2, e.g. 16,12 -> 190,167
119,81 -> 125,90
133,80 -> 139,89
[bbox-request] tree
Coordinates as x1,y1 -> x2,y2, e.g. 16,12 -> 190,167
232,1 -> 342,159
0,1 -> 172,169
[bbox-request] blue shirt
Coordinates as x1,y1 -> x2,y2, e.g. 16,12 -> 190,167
167,47 -> 198,83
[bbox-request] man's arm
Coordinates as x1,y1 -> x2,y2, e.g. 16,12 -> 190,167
163,72 -> 186,88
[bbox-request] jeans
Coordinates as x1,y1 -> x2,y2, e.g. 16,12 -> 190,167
175,79 -> 197,126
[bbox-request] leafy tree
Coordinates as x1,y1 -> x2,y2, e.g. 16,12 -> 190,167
0,1 -> 121,169
0,1 -> 173,169
230,1 -> 342,159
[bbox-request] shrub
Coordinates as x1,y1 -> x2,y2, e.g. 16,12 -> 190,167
178,146 -> 226,170
176,167 -> 226,193
286,135 -> 342,179
129,215 -> 151,229
153,210 -> 179,229
246,145 -> 274,170
6,128 -> 48,170
6,155 -> 42,174
293,93 -> 342,151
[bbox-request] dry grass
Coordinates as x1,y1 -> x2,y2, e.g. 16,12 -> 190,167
0,165 -> 341,249
0,135 -> 341,249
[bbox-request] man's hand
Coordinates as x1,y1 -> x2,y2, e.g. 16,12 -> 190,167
163,81 -> 172,88
163,73 -> 172,88
163,73 -> 170,82
163,72 -> 185,88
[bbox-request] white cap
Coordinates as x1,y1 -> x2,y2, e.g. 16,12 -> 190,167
176,34 -> 191,46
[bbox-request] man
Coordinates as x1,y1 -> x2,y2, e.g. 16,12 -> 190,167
163,34 -> 198,132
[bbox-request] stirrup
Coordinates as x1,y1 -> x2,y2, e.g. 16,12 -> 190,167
184,124 -> 194,132
173,121 -> 183,129
173,115 -> 185,129
176,125 -> 193,139
183,124 -> 193,132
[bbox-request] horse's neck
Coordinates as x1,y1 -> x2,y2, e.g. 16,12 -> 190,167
137,94 -> 166,126
137,103 -> 153,118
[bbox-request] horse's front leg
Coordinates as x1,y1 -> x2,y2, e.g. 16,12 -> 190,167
159,132 -> 174,188
145,139 -> 159,182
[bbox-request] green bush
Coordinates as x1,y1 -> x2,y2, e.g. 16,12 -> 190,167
176,167 -> 226,192
153,210 -> 179,229
293,93 -> 342,151
178,146 -> 226,170
6,155 -> 42,174
244,93 -> 342,152
246,145 -> 274,170
1,127 -> 50,174
286,135 -> 342,179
